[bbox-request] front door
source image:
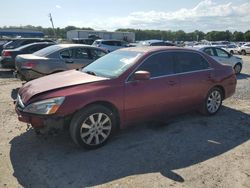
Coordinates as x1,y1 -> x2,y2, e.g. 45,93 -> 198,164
124,51 -> 180,123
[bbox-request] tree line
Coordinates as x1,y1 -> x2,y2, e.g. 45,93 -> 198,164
1,25 -> 250,42
117,29 -> 250,42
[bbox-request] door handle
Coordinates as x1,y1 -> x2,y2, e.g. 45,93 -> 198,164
168,80 -> 177,86
65,59 -> 74,63
207,73 -> 213,81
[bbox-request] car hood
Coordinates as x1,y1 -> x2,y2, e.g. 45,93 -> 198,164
19,70 -> 109,104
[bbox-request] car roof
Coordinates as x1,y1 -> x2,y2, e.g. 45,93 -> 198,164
15,42 -> 55,50
119,46 -> 198,53
55,44 -> 96,48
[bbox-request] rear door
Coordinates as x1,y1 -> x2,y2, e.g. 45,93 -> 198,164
124,51 -> 180,123
173,51 -> 212,110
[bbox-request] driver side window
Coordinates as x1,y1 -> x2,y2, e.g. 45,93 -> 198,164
136,52 -> 174,78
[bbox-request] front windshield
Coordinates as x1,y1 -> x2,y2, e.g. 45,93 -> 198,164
33,45 -> 60,57
82,50 -> 143,78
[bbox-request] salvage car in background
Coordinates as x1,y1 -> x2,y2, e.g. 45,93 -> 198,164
140,40 -> 175,46
15,47 -> 236,149
92,39 -> 128,52
1,42 -> 55,68
15,44 -> 107,81
199,46 -> 243,74
2,38 -> 54,50
223,44 -> 240,54
239,43 -> 250,55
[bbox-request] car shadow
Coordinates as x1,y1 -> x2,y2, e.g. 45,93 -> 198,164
10,106 -> 250,187
0,69 -> 14,79
237,73 -> 250,80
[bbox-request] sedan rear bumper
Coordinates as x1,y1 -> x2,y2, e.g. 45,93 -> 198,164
0,57 -> 14,67
16,69 -> 44,81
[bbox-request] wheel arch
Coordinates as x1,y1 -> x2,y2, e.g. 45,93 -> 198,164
212,85 -> 225,100
76,100 -> 121,129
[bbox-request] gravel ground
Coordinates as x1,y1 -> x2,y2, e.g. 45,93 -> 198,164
0,56 -> 250,188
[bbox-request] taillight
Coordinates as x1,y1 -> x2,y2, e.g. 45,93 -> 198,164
22,62 -> 36,69
2,51 -> 11,57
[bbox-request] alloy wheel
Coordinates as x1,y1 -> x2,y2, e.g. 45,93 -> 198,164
207,90 -> 222,114
80,113 -> 112,145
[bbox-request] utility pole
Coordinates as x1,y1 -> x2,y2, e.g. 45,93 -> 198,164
48,13 -> 56,39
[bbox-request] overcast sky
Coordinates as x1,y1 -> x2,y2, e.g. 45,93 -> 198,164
0,0 -> 249,32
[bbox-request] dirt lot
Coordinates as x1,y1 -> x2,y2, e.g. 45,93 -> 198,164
0,56 -> 250,188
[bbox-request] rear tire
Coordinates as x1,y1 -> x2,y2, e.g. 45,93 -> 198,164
69,105 -> 117,149
201,87 -> 223,116
230,50 -> 234,55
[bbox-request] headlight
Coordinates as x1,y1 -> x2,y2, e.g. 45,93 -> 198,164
23,97 -> 65,115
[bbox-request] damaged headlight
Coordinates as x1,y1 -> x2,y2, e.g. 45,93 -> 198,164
23,97 -> 65,115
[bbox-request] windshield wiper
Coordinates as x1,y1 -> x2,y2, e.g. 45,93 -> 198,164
85,70 -> 96,76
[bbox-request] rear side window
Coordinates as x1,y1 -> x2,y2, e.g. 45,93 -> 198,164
90,49 -> 106,60
174,52 -> 210,73
72,48 -> 90,59
204,48 -> 215,56
138,52 -> 175,78
21,40 -> 38,45
60,49 -> 72,59
102,41 -> 114,46
28,45 -> 42,53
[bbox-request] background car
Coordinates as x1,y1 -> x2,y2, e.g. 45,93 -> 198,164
0,42 -> 55,68
140,40 -> 175,46
223,44 -> 240,54
92,39 -> 128,52
199,46 -> 243,74
0,39 -> 11,54
2,38 -> 54,51
71,38 -> 94,45
15,47 -> 236,149
15,44 -> 107,81
239,43 -> 250,55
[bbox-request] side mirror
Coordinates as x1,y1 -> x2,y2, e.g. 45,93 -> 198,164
134,71 -> 150,81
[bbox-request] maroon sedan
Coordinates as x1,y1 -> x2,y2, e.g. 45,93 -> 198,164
15,47 -> 236,149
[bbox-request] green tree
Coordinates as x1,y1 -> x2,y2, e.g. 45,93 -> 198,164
244,30 -> 250,41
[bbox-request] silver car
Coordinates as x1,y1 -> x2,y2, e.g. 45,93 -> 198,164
200,46 -> 243,74
15,44 -> 107,81
92,39 -> 127,52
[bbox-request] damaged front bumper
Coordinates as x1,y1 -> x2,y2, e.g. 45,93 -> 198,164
14,98 -> 69,134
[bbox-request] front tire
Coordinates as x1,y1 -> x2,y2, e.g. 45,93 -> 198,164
69,105 -> 117,149
201,87 -> 223,115
241,50 -> 246,55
